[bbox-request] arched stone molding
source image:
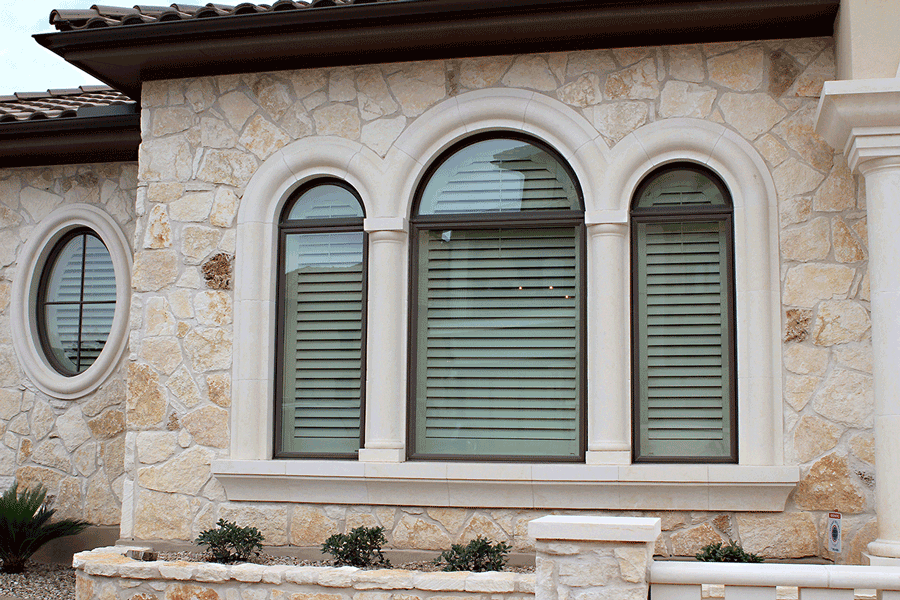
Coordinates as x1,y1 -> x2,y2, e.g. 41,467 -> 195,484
604,118 -> 783,466
11,204 -> 132,400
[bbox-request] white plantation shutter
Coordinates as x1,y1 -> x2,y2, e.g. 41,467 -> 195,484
413,136 -> 584,459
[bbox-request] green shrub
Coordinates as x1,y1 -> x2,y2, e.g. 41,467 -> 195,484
0,480 -> 90,574
696,540 -> 763,563
322,526 -> 390,568
196,519 -> 264,563
437,536 -> 510,572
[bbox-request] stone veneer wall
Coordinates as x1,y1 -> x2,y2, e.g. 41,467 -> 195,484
128,37 -> 876,563
0,162 -> 138,525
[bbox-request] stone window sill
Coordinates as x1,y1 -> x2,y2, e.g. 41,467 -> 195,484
211,460 -> 799,512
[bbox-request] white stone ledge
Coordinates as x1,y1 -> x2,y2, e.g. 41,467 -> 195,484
650,561 -> 900,591
529,516 -> 661,543
211,460 -> 798,511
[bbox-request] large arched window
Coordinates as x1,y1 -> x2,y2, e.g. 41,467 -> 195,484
275,180 -> 367,458
410,135 -> 586,461
631,164 -> 737,463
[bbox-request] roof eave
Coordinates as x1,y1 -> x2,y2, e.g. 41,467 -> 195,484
34,0 -> 839,100
0,113 -> 140,168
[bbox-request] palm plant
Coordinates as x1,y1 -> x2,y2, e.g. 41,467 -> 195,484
0,480 -> 90,573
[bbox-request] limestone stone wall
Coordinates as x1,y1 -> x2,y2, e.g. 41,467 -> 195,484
0,162 -> 137,525
128,37 -> 876,563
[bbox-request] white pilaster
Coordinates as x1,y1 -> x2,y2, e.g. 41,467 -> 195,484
817,78 -> 900,561
584,220 -> 631,464
359,220 -> 408,462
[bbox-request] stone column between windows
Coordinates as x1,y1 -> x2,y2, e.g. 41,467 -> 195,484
817,79 -> 900,564
585,220 -> 631,464
359,219 -> 408,462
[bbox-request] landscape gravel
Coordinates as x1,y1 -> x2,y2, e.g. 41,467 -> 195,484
0,561 -> 75,600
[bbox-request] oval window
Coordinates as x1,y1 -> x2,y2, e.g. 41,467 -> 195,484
37,228 -> 116,376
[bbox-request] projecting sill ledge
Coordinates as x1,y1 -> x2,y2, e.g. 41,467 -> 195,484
211,461 -> 799,512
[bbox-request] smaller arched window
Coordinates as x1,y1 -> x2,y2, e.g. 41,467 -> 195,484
631,164 -> 737,463
275,181 -> 367,458
37,228 -> 116,376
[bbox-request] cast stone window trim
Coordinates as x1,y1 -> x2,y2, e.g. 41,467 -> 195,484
218,90 -> 796,509
10,204 -> 132,399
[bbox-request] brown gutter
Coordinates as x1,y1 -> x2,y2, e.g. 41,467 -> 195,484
35,0 -> 839,100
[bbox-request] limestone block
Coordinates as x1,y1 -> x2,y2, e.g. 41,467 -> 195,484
207,374 -> 231,408
0,281 -> 10,313
137,432 -> 177,464
31,439 -> 71,471
219,91 -> 258,130
782,264 -> 854,308
197,150 -> 257,188
557,74 -> 603,108
7,413 -> 29,435
31,400 -> 55,440
194,291 -> 232,326
708,46 -> 764,91
57,405 -> 92,451
458,513 -> 508,545
773,158 -> 826,200
73,442 -> 98,476
848,519 -> 878,565
200,117 -> 238,149
794,453 -> 867,513
134,250 -> 179,292
615,547 -> 649,584
813,368 -> 873,427
138,446 -> 214,495
185,78 -> 217,112
102,436 -> 125,481
566,50 -> 616,78
252,78 -> 293,121
362,117 -> 407,158
0,345 -> 21,387
169,192 -> 214,223
282,106 -> 314,139
127,363 -> 167,428
784,374 -> 818,411
183,328 -> 232,372
345,511 -> 380,532
427,508 -> 467,535
614,47 -> 652,65
834,344 -> 872,373
20,186 -> 62,222
500,56 -> 557,91
736,513 -> 817,558
287,70 -> 325,100
169,290 -> 194,319
313,104 -> 361,140
658,81 -> 716,118
558,554 -> 618,587
780,196 -> 812,228
768,49 -> 801,98
219,504 -> 289,546
783,343 -> 828,376
792,415 -> 841,463
812,300 -> 870,346
832,219 -> 865,263
182,226 -> 221,263
0,442 -> 15,475
167,367 -> 202,408
780,217 -> 830,262
15,465 -> 64,496
783,38 -> 830,66
240,116 -> 290,160
667,45 -> 705,83
0,388 -> 20,420
790,49 -> 834,98
458,56 -> 513,89
588,102 -> 649,144
88,410 -> 126,441
181,406 -> 228,449
209,188 -> 239,229
146,297 -> 177,337
139,137 -> 193,182
86,476 -> 120,526
152,107 -> 193,137
54,477 -> 83,521
290,505 -> 339,546
670,523 -> 723,556
0,236 -> 17,270
605,58 -> 659,99
140,337 -> 183,376
773,105 -> 833,172
392,514 -> 451,550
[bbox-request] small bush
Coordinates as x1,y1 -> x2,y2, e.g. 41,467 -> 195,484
437,536 -> 510,572
0,480 -> 90,574
696,540 -> 763,563
322,526 -> 390,568
196,519 -> 264,563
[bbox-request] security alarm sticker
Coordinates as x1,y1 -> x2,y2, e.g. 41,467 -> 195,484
828,512 -> 841,553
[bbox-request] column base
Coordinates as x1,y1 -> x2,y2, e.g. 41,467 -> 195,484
358,448 -> 405,462
867,539 -> 900,562
865,553 -> 900,567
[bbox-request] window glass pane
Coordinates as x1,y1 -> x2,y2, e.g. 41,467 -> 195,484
418,139 -> 580,215
634,219 -> 733,459
280,231 -> 364,455
286,184 -> 364,220
414,227 -> 581,458
635,168 -> 727,209
40,231 -> 116,376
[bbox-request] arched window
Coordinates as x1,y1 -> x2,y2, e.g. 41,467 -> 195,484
410,135 -> 586,461
631,164 -> 737,462
275,180 -> 367,458
37,228 -> 116,376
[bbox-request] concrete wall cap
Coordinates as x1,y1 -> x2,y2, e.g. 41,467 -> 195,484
528,516 -> 661,542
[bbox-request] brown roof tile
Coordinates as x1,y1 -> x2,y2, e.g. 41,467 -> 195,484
49,0 -> 393,31
0,87 -> 134,123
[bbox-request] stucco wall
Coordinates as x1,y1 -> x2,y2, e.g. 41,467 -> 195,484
0,162 -> 138,525
125,38 -> 875,563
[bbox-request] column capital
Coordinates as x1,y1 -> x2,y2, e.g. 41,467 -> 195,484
816,78 -> 900,172
364,216 -> 408,233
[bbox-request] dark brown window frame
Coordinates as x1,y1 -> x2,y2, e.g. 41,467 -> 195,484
407,132 -> 588,463
630,162 -> 738,464
273,178 -> 368,460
